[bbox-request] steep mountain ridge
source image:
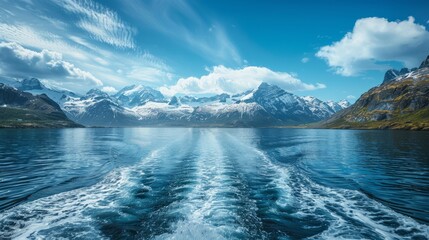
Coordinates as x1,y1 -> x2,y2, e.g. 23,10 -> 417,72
323,55 -> 429,130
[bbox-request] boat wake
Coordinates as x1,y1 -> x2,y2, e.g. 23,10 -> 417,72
0,129 -> 428,239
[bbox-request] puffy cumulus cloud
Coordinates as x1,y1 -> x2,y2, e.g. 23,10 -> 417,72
101,86 -> 118,94
316,17 -> 429,76
159,65 -> 325,96
301,57 -> 310,63
0,42 -> 102,86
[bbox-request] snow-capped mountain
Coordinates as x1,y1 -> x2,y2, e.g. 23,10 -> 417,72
0,77 -> 79,105
302,96 -> 337,119
63,89 -> 139,127
0,78 -> 349,127
326,99 -> 350,112
114,85 -> 165,107
129,82 -> 349,126
179,93 -> 231,107
337,99 -> 351,109
241,83 -> 334,124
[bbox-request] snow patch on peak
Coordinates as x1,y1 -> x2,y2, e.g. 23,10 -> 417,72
338,99 -> 350,109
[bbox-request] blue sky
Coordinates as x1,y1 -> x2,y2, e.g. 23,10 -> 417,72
0,0 -> 428,102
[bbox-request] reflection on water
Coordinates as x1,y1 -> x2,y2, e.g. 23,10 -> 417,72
0,128 -> 428,239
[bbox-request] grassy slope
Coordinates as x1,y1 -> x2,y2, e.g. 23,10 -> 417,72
321,108 -> 429,130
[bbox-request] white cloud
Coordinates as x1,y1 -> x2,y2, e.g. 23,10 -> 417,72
101,86 -> 118,94
346,95 -> 356,100
301,57 -> 309,63
316,17 -> 429,76
0,42 -> 102,86
54,0 -> 136,49
159,65 -> 325,96
0,1 -> 174,94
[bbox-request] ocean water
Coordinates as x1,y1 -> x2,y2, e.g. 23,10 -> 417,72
0,128 -> 428,239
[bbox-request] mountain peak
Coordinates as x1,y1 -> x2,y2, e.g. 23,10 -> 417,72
420,55 -> 429,69
338,99 -> 350,109
255,82 -> 284,93
383,69 -> 400,84
19,78 -> 43,90
86,88 -> 109,98
168,96 -> 180,106
258,82 -> 271,88
256,82 -> 281,92
114,84 -> 165,107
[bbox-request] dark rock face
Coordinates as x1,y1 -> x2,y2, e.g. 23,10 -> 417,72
399,68 -> 410,75
420,55 -> 429,69
383,69 -> 400,84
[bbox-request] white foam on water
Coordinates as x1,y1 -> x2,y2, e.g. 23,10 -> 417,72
224,132 -> 429,239
154,221 -> 227,240
291,172 -> 429,239
0,142 -> 175,239
156,130 -> 255,240
224,132 -> 294,210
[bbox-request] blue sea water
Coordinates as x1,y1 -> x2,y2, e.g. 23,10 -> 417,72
0,128 -> 428,239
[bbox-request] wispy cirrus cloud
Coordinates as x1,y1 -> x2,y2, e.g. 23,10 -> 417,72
0,23 -> 88,60
53,0 -> 136,49
0,0 -> 176,92
120,0 -> 241,65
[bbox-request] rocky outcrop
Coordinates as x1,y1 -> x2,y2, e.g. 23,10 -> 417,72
420,55 -> 429,69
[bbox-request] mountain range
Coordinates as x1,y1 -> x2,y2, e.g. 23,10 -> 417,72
0,78 -> 350,127
2,55 -> 428,130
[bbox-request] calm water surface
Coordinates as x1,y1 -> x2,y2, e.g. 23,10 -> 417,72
0,128 -> 428,239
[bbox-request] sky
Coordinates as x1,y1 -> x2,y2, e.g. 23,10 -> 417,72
0,0 -> 428,102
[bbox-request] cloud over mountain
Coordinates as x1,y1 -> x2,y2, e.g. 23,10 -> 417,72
160,65 -> 325,96
317,17 -> 429,76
